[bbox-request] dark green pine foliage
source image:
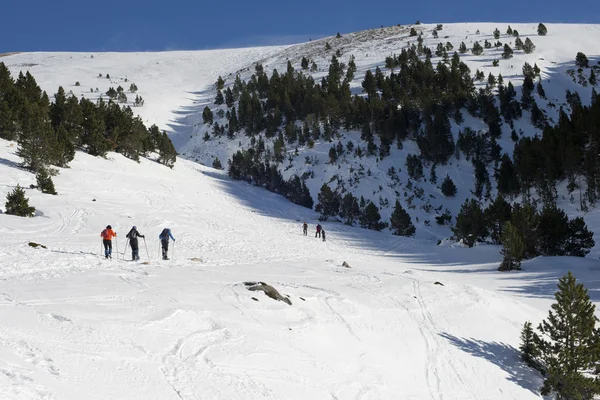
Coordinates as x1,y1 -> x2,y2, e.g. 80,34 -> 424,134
536,272 -> 600,399
216,76 -> 225,90
502,44 -> 514,59
521,76 -> 535,110
537,204 -> 570,256
485,195 -> 512,244
36,167 -> 57,195
519,322 -> 541,369
509,203 -> 539,259
157,131 -> 177,168
5,185 -> 36,217
340,192 -> 360,225
441,175 -> 457,197
565,217 -> 595,257
537,23 -> 547,36
315,184 -> 340,220
499,221 -> 525,271
419,107 -> 455,164
389,200 -> 416,237
523,38 -> 535,54
453,199 -> 487,247
214,89 -> 224,105
495,154 -> 520,197
472,41 -> 483,55
202,106 -> 214,124
576,52 -> 589,68
212,157 -> 222,170
493,28 -> 500,39
459,42 -> 467,54
17,101 -> 54,172
360,201 -> 387,231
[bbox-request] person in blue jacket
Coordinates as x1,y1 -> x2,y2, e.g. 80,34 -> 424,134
159,228 -> 175,260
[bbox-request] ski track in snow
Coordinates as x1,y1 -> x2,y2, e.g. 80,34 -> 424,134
1,23 -> 600,399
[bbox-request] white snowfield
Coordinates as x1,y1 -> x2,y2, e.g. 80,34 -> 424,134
1,139 -> 599,400
1,22 -> 600,399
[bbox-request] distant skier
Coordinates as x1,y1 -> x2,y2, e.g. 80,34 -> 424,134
100,225 -> 117,259
159,228 -> 175,260
126,226 -> 145,261
302,222 -> 308,236
322,229 -> 326,242
315,223 -> 322,238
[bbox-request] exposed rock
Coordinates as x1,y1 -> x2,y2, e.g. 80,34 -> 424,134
342,261 -> 351,268
299,297 -> 306,301
190,257 -> 203,262
252,297 -> 259,302
28,242 -> 47,249
434,281 -> 444,286
244,282 -> 292,306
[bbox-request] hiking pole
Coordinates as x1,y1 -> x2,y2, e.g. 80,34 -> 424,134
143,238 -> 150,262
123,238 -> 130,259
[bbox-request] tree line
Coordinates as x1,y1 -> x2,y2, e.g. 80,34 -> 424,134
0,63 -> 177,174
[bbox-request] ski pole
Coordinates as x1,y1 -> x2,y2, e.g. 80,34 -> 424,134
123,238 -> 130,258
173,241 -> 175,260
143,238 -> 150,262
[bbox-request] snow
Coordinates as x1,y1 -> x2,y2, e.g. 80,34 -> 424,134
2,22 -> 600,399
1,137 -> 600,399
3,23 -> 600,242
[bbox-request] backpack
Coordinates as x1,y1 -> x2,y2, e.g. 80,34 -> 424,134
160,229 -> 168,239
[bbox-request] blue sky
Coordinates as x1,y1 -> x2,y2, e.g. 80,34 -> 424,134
2,0 -> 599,52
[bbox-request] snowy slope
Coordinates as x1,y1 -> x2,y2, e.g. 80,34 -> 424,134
1,137 -> 600,400
3,23 -> 600,243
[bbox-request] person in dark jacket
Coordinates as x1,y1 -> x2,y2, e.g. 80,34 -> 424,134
159,228 -> 175,260
322,229 -> 326,242
302,222 -> 308,236
126,226 -> 145,261
315,224 -> 322,238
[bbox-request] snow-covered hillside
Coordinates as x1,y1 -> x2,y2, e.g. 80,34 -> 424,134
5,23 -> 598,243
1,137 -> 599,399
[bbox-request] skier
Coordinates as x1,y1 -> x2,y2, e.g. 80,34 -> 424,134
159,228 -> 175,260
322,229 -> 326,242
302,222 -> 308,236
126,226 -> 145,261
100,225 -> 117,259
315,223 -> 322,238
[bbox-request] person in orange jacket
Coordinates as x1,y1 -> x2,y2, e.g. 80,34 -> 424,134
100,225 -> 117,259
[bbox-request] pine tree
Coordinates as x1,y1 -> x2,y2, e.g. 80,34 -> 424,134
360,201 -> 386,231
537,23 -> 548,36
459,42 -> 467,54
214,89 -> 224,105
502,44 -> 514,59
409,28 -> 417,37
537,205 -> 570,256
519,322 -> 540,368
536,272 -> 600,399
301,57 -> 309,70
216,76 -> 225,90
129,83 -> 138,93
5,185 -> 36,217
510,203 -> 539,259
315,184 -> 340,220
441,175 -> 457,197
340,192 -> 360,225
493,28 -> 500,39
472,41 -> 483,55
565,217 -> 595,257
515,37 -> 524,51
202,106 -> 214,124
499,221 -> 525,271
576,52 -> 589,68
212,157 -> 222,170
485,195 -> 512,244
390,200 -> 416,237
17,102 -> 54,172
523,38 -> 536,54
157,131 -> 176,168
453,199 -> 487,247
36,167 -> 57,195
590,70 -> 597,87
506,25 -> 513,35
